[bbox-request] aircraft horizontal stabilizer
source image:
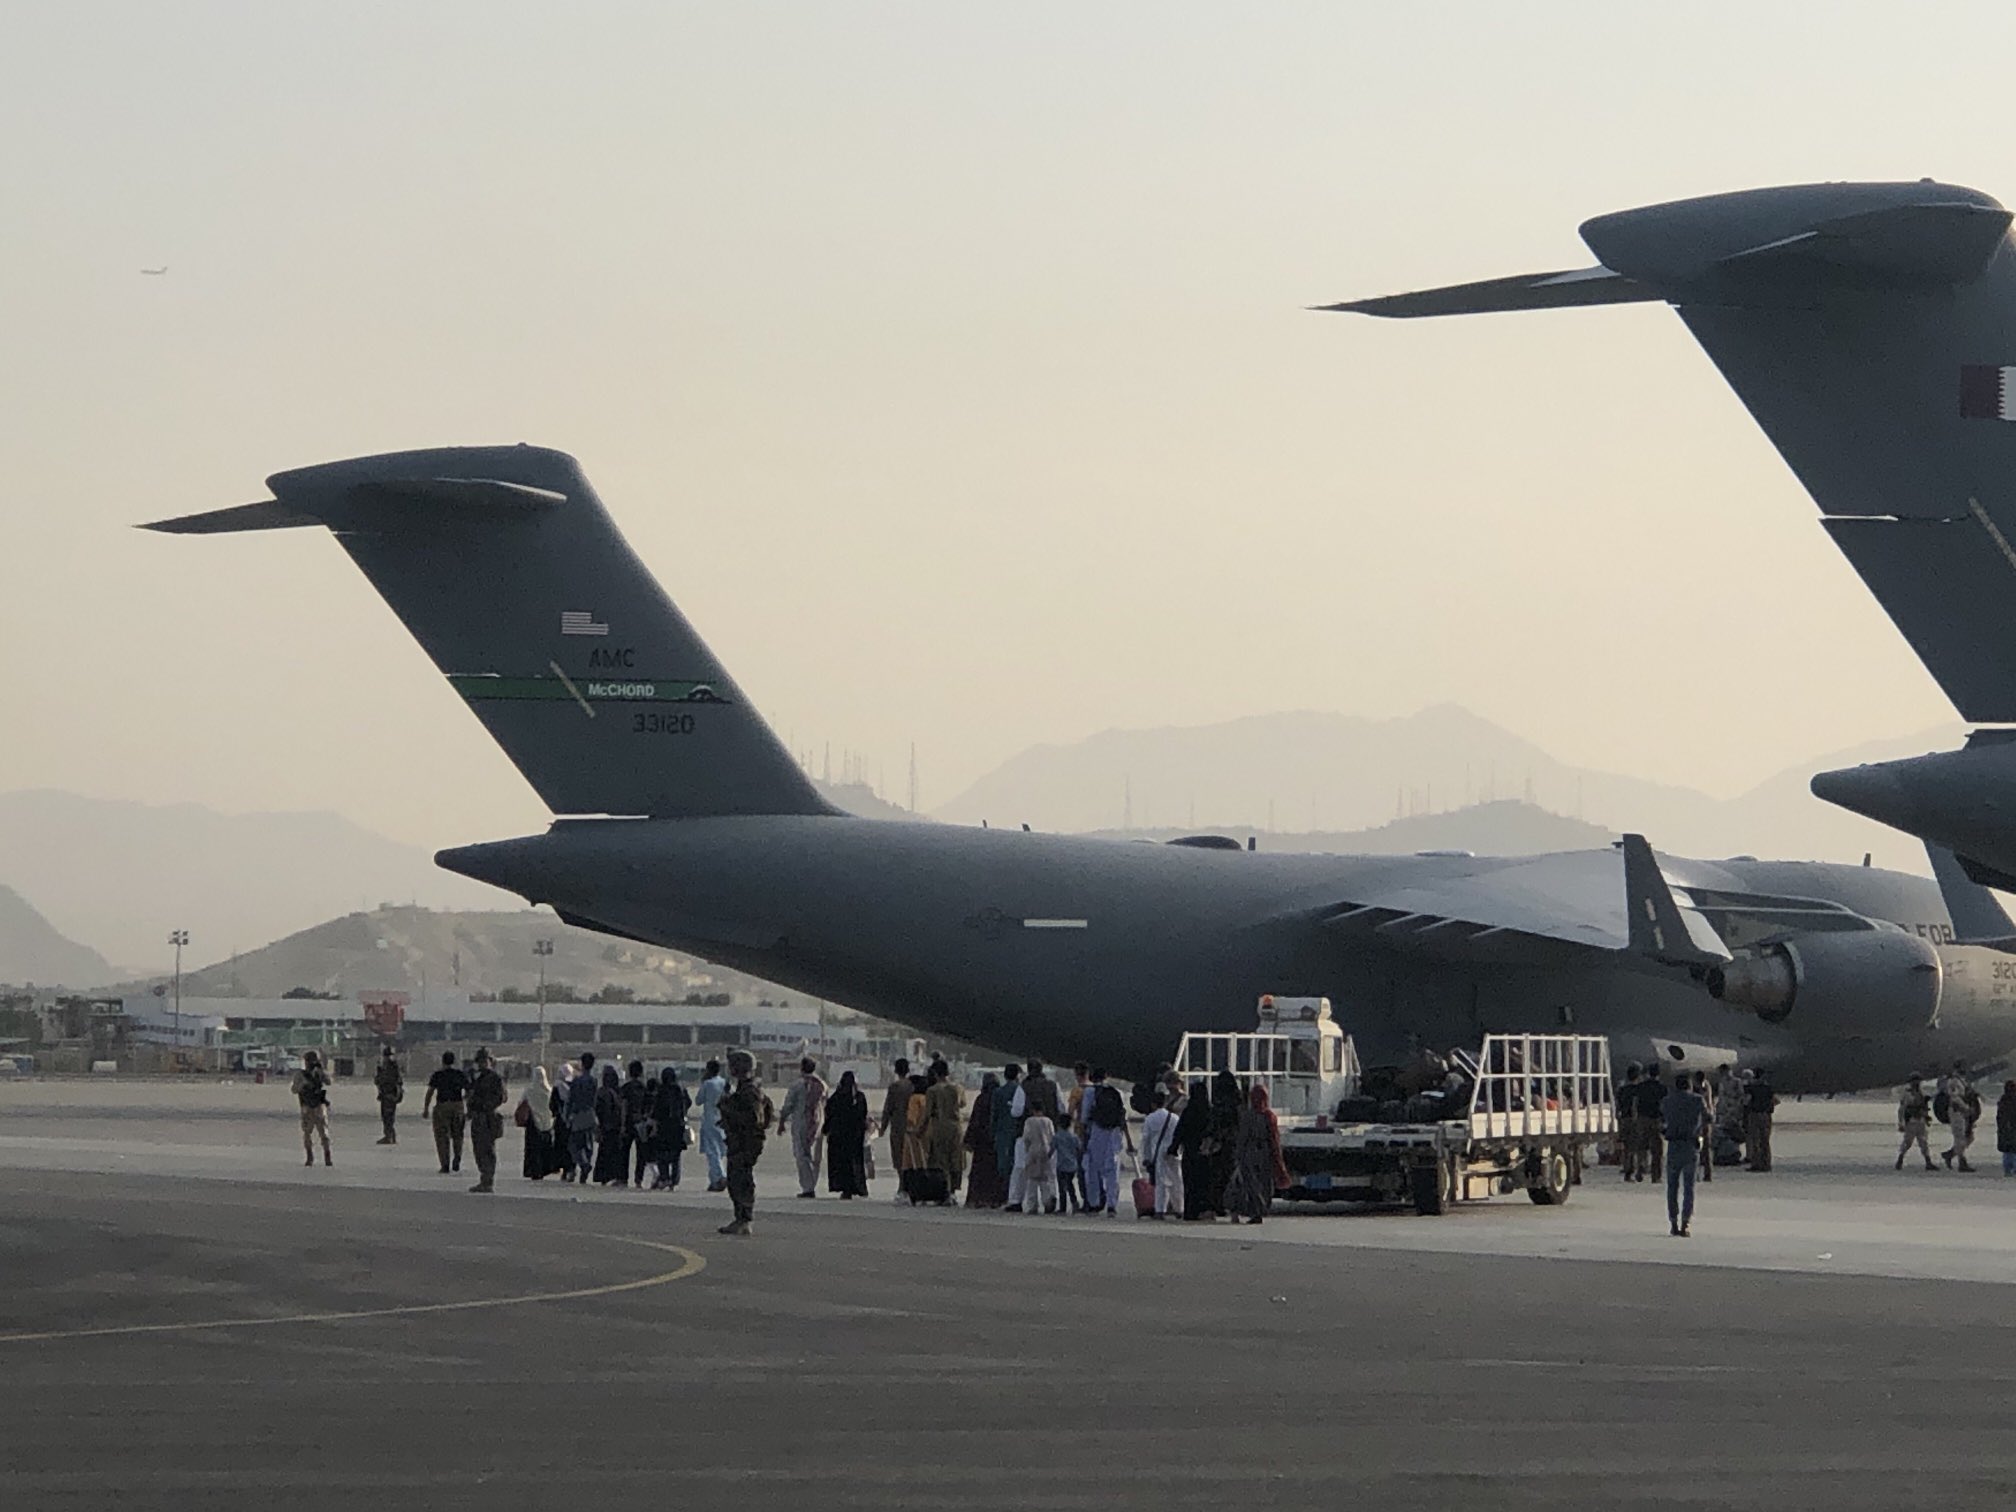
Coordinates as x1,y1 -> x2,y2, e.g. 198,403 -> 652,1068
1317,265 -> 1658,319
142,474 -> 563,535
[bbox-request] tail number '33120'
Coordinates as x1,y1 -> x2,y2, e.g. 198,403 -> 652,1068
632,712 -> 696,735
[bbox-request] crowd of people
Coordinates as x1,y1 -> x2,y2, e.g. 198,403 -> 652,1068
300,1045 -> 1298,1232
305,1042 -> 2016,1240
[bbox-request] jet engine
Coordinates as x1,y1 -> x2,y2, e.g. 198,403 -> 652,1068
1705,930 -> 1942,1035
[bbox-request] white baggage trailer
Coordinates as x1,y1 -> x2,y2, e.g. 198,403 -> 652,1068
1173,998 -> 1615,1216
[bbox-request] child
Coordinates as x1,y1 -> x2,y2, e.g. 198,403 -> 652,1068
1020,1110 -> 1058,1215
1051,1119 -> 1083,1214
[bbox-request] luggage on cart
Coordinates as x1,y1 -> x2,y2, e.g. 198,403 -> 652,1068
903,1168 -> 950,1205
1334,1094 -> 1382,1123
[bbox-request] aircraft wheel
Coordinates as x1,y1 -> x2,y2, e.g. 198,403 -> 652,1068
1527,1147 -> 1572,1205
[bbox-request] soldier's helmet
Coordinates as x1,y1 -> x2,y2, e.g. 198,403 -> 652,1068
727,1049 -> 756,1079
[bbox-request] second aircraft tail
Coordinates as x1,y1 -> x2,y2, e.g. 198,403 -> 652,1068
1328,179 -> 2016,722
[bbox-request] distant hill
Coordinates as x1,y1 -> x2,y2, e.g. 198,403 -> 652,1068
1089,799 -> 1615,857
937,706 -> 1961,872
116,903 -> 803,1008
0,790 -> 504,975
0,780 -> 906,978
0,884 -> 113,988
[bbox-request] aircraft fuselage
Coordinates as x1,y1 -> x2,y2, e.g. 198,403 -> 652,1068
438,817 -> 2016,1092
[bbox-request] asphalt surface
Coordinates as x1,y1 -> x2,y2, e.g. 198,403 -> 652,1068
6,1085 -> 2016,1507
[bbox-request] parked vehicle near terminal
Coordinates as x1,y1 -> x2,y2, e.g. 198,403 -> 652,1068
1173,997 -> 1616,1215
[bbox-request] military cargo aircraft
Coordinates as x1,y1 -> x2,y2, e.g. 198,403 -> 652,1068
1324,177 -> 2016,895
145,446 -> 2016,1089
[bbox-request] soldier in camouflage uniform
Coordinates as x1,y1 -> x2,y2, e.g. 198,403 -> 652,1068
373,1047 -> 403,1144
465,1047 -> 507,1194
717,1048 -> 774,1236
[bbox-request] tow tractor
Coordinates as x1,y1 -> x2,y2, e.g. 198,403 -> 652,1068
1173,996 -> 1615,1215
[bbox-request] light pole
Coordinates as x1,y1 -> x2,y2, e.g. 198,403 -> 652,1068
167,930 -> 189,1059
533,939 -> 553,1060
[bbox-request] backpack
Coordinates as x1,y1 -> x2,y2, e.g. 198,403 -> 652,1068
1089,1083 -> 1126,1131
566,1073 -> 598,1132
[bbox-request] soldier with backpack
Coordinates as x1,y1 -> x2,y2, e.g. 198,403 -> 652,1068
717,1049 -> 774,1236
1939,1062 -> 1978,1172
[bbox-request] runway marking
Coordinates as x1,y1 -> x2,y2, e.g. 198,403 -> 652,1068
0,1235 -> 704,1346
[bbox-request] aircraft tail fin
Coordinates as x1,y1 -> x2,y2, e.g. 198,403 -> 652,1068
145,446 -> 837,821
1927,842 -> 2016,947
1330,180 -> 2016,722
1620,833 -> 1730,967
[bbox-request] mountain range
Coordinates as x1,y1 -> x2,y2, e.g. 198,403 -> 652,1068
0,707 -> 1966,981
935,704 -> 1962,872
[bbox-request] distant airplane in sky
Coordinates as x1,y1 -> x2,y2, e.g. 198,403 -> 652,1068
139,266 -> 167,276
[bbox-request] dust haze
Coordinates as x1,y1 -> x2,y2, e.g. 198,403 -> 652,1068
2,3 -> 1999,970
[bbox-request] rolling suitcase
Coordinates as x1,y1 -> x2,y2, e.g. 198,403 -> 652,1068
1132,1162 -> 1157,1218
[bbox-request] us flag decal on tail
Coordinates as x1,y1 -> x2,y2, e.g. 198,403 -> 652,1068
559,610 -> 609,636
1960,365 -> 2016,420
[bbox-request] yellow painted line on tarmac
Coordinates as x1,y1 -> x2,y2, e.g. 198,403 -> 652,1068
0,1236 -> 705,1345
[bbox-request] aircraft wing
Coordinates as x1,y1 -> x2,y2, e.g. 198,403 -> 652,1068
1306,836 -> 1887,970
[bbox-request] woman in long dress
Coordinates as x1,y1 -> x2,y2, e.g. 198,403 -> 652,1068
825,1071 -> 871,1198
963,1073 -> 1006,1208
520,1066 -> 556,1180
649,1066 -> 692,1190
549,1064 -> 575,1179
900,1074 -> 932,1199
1207,1068 -> 1242,1214
1224,1083 -> 1288,1224
924,1064 -> 967,1196
592,1064 -> 625,1185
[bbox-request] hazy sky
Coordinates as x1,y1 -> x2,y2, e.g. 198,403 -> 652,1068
2,3 -> 2005,849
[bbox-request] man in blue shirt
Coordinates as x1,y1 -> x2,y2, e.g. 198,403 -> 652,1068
1662,1076 -> 1708,1237
697,1057 -> 730,1192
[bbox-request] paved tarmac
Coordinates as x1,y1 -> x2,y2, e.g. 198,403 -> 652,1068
5,1081 -> 2016,1508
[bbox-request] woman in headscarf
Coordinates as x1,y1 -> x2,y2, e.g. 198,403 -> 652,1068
549,1064 -> 576,1179
825,1070 -> 871,1198
592,1063 -> 625,1185
1224,1083 -> 1288,1224
1207,1068 -> 1243,1215
1174,1076 -> 1213,1220
649,1066 -> 693,1190
519,1066 -> 556,1180
963,1072 -> 1005,1208
923,1062 -> 967,1198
